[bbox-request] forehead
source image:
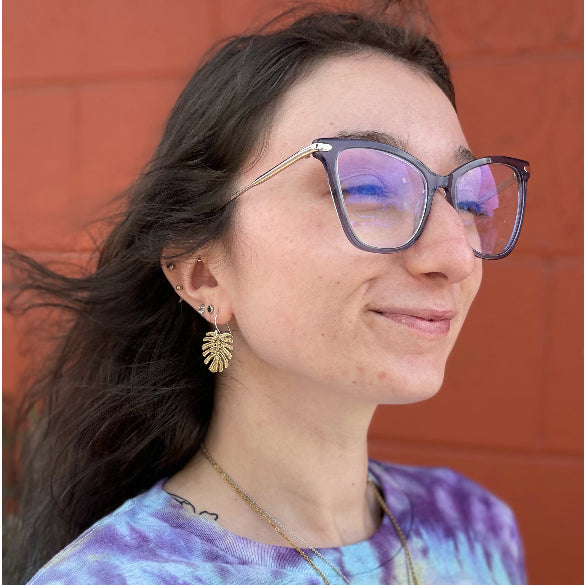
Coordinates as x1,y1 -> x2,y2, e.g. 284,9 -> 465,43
264,52 -> 467,173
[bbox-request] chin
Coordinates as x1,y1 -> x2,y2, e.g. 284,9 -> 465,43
373,366 -> 446,405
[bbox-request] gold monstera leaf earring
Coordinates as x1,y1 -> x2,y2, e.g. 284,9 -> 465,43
202,312 -> 233,373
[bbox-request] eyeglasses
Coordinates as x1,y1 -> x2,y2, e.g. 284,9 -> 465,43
233,138 -> 530,259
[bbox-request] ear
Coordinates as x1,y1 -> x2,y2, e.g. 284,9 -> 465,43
161,250 -> 233,325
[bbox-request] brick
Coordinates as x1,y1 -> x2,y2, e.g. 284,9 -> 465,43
5,1 -> 582,84
452,57 -> 583,257
429,0 -> 583,58
368,440 -> 583,585
4,0 -> 214,85
2,88 -> 83,251
3,0 -> 81,84
216,0 -> 295,36
216,0 -> 583,56
77,0 -> 215,78
3,251 -> 96,283
369,258 -> 547,450
543,260 -> 583,453
76,79 -> 185,207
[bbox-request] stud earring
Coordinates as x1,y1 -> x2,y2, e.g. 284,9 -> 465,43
198,305 -> 206,315
206,305 -> 214,314
176,284 -> 183,291
166,262 -> 175,270
202,313 -> 233,373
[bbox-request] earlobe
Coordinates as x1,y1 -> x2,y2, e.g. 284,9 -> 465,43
160,252 -> 234,324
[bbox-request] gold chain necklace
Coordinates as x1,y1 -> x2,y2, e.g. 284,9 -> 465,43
200,444 -> 419,585
368,480 -> 419,585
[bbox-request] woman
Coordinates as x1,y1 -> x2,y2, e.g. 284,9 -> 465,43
8,4 -> 529,585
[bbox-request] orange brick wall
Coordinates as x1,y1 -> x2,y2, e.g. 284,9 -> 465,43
3,1 -> 583,583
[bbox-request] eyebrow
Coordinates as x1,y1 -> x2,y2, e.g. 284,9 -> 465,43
333,130 -> 408,151
455,145 -> 476,165
332,130 -> 476,167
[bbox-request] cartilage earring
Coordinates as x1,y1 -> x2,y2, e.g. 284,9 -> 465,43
198,305 -> 206,315
202,313 -> 233,373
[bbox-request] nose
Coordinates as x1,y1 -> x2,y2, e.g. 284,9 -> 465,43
403,190 -> 477,282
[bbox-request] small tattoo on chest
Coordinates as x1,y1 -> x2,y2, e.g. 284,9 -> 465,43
168,492 -> 219,521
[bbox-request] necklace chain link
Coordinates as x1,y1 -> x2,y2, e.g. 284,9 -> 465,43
200,444 -> 419,585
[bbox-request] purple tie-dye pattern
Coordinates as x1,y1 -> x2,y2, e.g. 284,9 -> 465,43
28,461 -> 526,585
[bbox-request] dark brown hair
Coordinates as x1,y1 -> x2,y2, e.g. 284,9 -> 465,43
4,4 -> 454,582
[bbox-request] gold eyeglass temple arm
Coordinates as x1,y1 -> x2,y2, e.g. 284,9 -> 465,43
232,142 -> 332,199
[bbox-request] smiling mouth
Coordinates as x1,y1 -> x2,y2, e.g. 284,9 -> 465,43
374,310 -> 454,336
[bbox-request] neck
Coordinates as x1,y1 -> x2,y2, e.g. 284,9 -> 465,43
201,364 -> 380,547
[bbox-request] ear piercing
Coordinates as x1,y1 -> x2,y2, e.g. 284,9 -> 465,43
166,257 -> 212,312
167,257 -> 201,269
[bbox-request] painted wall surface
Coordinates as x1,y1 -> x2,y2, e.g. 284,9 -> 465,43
3,1 -> 583,583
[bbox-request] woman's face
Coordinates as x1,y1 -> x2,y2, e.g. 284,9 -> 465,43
210,53 -> 482,405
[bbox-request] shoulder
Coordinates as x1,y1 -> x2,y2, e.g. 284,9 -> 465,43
371,459 -> 518,526
26,481 -> 214,585
369,460 -> 526,584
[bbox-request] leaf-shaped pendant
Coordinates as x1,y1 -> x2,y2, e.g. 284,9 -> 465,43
202,330 -> 233,373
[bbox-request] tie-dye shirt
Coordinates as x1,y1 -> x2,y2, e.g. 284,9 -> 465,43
28,461 -> 526,584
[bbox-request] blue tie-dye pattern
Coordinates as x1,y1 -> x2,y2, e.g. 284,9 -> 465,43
28,461 -> 526,585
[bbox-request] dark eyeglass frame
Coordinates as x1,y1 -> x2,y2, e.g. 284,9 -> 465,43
233,138 -> 530,259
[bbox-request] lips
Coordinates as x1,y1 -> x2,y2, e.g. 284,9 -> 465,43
373,308 -> 456,336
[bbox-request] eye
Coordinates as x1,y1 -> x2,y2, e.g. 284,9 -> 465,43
456,164 -> 503,218
343,179 -> 389,201
341,173 -> 407,209
457,199 -> 491,217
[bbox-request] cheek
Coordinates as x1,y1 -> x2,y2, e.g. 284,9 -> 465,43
226,212 -> 315,322
224,202 -> 356,359
232,185 -> 344,278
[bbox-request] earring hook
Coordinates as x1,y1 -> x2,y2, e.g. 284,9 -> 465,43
214,312 -> 232,334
